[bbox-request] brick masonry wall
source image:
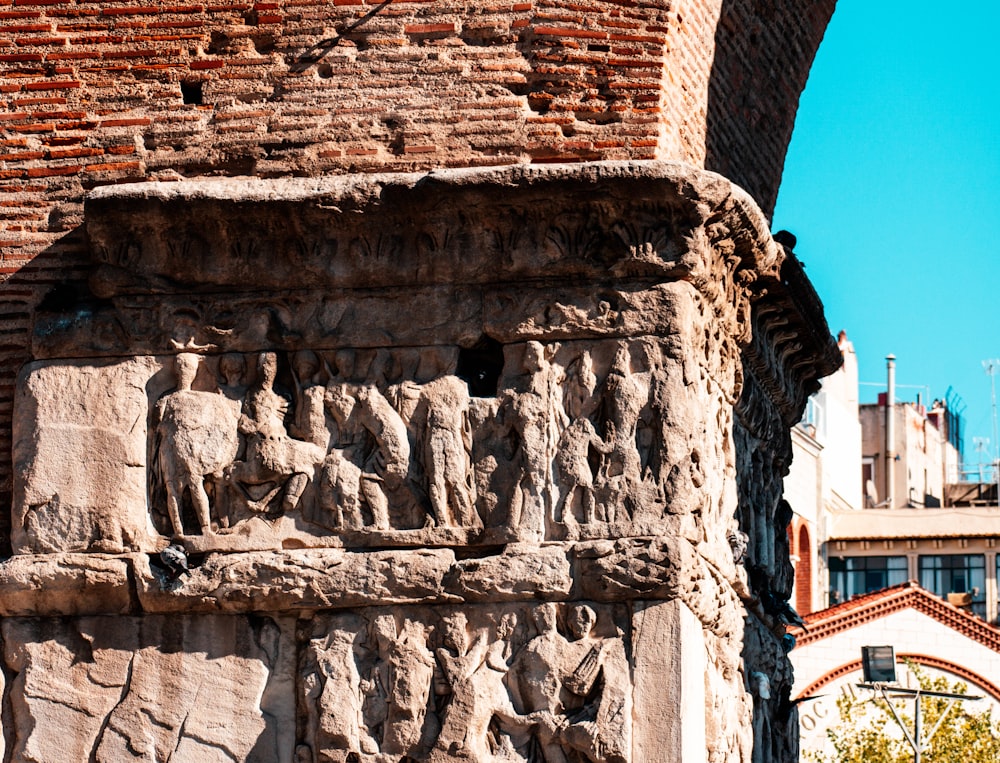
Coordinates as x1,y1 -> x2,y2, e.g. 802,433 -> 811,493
0,0 -> 834,548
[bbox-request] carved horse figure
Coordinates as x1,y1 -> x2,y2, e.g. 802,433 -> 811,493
154,353 -> 240,535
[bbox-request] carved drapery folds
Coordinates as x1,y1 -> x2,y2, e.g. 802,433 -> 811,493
3,162 -> 839,762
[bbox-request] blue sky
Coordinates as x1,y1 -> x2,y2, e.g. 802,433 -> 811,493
772,0 -> 1000,477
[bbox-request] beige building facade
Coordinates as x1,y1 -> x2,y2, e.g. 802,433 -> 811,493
785,337 -> 1000,754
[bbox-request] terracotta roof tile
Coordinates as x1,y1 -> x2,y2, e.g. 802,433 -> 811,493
793,580 -> 1000,653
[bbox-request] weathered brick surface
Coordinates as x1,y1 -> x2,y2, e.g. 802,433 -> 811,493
0,0 -> 834,548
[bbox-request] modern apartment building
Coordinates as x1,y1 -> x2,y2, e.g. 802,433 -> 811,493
784,333 -> 1000,757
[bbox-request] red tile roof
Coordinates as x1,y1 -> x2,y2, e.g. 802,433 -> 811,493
793,580 -> 1000,653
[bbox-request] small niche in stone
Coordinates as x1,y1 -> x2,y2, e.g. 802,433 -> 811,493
457,336 -> 504,397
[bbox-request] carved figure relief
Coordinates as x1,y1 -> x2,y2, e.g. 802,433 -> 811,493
430,613 -> 522,761
554,353 -> 607,526
498,341 -> 560,540
362,615 -> 437,758
141,337 -> 701,544
227,352 -> 327,519
413,376 -> 478,529
153,353 -> 240,536
595,347 -> 647,523
506,603 -> 629,763
321,380 -> 410,531
300,603 -> 629,763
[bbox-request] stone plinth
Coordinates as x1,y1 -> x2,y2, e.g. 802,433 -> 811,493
0,161 -> 840,762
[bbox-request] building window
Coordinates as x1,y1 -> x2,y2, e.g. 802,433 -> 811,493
828,556 -> 907,604
800,396 -> 825,438
919,554 -> 986,618
862,457 -> 877,507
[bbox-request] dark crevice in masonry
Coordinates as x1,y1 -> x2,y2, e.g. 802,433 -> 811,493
89,652 -> 136,762
457,336 -> 504,398
180,81 -> 203,106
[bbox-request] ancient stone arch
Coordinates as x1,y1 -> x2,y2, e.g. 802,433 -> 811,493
0,3 -> 839,761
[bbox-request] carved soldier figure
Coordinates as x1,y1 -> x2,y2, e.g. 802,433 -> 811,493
596,344 -> 646,522
154,353 -> 240,536
506,603 -> 574,762
500,342 -> 558,540
290,350 -> 331,450
432,613 -> 488,750
554,420 -> 608,527
430,613 -> 524,762
416,375 -> 478,528
301,614 -> 368,758
361,615 -> 437,758
554,353 -> 609,526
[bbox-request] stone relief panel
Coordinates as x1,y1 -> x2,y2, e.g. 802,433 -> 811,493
1,615 -> 297,762
14,335 -> 729,554
298,601 -> 630,763
11,357 -> 160,554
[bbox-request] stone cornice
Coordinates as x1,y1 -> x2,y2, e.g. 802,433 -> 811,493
0,537 -> 741,639
83,160 -> 779,300
739,250 -> 842,433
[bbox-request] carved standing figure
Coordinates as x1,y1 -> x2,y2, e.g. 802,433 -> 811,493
505,604 -> 629,763
558,605 -> 629,763
500,342 -> 558,539
290,350 -> 331,449
301,614 -> 368,757
554,353 -> 609,526
361,615 -> 437,758
507,603 -> 574,763
596,344 -> 646,522
430,613 -> 525,762
432,613 -> 488,751
416,375 -> 478,528
154,353 -> 240,536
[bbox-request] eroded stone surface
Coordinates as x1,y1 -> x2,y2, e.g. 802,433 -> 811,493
12,357 -> 159,554
2,615 -> 296,763
0,554 -> 132,616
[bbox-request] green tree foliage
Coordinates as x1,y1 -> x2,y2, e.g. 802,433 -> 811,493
806,664 -> 1000,763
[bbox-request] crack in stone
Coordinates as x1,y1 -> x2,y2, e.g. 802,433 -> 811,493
89,651 -> 135,763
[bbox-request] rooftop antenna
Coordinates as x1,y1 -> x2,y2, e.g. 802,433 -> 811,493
984,360 -> 1000,505
973,436 -> 991,484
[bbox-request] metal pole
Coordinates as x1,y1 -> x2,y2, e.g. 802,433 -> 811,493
887,355 -> 896,508
979,362 -> 999,502
860,680 -> 981,763
985,361 -> 1000,502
